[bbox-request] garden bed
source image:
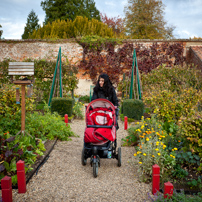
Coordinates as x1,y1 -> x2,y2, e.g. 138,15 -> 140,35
0,139 -> 57,190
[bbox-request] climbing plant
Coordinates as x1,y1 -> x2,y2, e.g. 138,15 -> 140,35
77,36 -> 185,86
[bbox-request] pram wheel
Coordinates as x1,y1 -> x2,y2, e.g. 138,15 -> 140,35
118,147 -> 121,167
93,162 -> 98,178
81,148 -> 87,166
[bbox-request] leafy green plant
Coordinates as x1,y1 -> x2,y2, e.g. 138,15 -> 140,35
187,177 -> 202,190
73,101 -> 84,119
171,164 -> 188,179
176,152 -> 200,167
79,95 -> 90,103
0,132 -> 46,185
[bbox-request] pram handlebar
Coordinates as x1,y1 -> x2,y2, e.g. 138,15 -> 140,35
87,125 -> 113,128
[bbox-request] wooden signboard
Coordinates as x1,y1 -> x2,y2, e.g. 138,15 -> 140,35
8,62 -> 34,75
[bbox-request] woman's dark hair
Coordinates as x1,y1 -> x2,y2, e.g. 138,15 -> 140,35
94,73 -> 113,97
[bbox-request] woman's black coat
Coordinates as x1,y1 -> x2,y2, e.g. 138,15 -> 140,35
91,87 -> 118,107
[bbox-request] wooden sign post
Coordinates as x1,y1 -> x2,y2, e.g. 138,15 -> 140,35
8,62 -> 34,135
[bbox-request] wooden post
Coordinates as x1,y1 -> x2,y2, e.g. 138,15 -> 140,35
124,116 -> 128,130
164,182 -> 173,199
1,176 -> 12,202
17,160 -> 26,193
21,85 -> 26,133
152,164 -> 160,195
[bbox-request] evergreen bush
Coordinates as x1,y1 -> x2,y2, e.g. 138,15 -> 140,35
51,97 -> 74,117
122,99 -> 144,120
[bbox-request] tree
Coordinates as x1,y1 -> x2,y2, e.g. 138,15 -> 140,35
0,24 -> 3,39
100,13 -> 125,38
41,0 -> 100,24
124,0 -> 175,39
22,10 -> 40,39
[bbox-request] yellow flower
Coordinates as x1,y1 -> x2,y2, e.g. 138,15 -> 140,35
143,153 -> 146,156
172,149 -> 174,151
141,125 -> 144,129
163,145 -> 166,149
134,153 -> 137,156
136,122 -> 139,124
146,138 -> 149,141
143,133 -> 146,136
159,138 -> 162,140
158,153 -> 161,156
161,142 -> 163,145
174,148 -> 178,151
170,155 -> 173,157
139,162 -> 142,164
173,156 -> 175,158
155,148 -> 159,151
152,155 -> 155,157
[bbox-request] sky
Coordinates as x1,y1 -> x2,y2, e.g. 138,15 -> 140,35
0,0 -> 202,39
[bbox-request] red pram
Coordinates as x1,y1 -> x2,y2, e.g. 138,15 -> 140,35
82,99 -> 121,178
84,99 -> 117,145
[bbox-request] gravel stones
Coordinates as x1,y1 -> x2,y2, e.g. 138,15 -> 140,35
8,119 -> 152,201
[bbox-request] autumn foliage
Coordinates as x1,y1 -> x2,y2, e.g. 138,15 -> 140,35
78,36 -> 185,85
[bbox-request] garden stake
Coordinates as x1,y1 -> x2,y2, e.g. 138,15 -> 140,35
17,160 -> 26,193
65,114 -> 68,126
1,176 -> 12,202
164,181 -> 173,199
124,116 -> 128,130
152,164 -> 160,195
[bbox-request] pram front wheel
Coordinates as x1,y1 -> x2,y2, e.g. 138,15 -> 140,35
81,148 -> 87,166
118,147 -> 121,167
93,162 -> 98,178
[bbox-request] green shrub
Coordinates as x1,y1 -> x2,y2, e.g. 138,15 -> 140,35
51,97 -> 74,117
122,99 -> 144,120
144,88 -> 202,123
179,111 -> 202,158
79,95 -> 90,103
0,84 -> 35,116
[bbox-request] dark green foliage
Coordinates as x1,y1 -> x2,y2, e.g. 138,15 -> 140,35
122,99 -> 144,120
41,0 -> 100,24
79,95 -> 90,103
51,97 -> 74,117
22,10 -> 40,39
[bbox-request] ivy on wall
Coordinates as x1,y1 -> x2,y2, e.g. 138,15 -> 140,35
77,35 -> 186,86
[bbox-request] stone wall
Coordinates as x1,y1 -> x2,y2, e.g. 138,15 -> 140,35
1,39 -> 202,95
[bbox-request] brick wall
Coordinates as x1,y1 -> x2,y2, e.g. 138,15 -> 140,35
187,46 -> 202,72
1,39 -> 202,95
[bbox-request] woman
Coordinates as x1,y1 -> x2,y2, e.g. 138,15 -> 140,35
91,73 -> 119,129
91,73 -> 118,107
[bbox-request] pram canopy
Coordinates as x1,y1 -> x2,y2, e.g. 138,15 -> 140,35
84,99 -> 117,145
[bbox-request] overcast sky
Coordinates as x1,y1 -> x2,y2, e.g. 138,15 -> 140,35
0,0 -> 201,39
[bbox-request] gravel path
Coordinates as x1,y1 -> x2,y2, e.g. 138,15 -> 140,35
10,118 -> 152,202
